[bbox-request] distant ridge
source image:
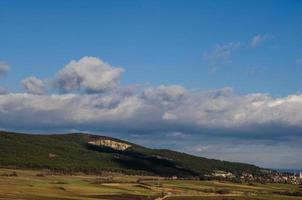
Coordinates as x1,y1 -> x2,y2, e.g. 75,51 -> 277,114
0,131 -> 263,178
273,169 -> 302,174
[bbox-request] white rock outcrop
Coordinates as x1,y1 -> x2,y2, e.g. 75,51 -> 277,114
88,139 -> 131,151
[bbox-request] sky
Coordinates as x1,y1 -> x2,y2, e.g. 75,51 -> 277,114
1,0 -> 302,169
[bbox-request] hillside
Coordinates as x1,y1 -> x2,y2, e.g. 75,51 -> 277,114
0,131 -> 262,178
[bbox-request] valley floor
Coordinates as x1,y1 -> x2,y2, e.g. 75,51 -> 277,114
0,168 -> 301,200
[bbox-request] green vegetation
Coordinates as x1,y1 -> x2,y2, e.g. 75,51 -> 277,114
0,131 -> 261,177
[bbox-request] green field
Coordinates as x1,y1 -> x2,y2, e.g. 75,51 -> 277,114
0,168 -> 301,200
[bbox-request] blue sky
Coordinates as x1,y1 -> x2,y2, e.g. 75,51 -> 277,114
1,0 -> 302,95
1,0 -> 302,169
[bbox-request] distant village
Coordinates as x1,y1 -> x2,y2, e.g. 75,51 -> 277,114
208,170 -> 302,185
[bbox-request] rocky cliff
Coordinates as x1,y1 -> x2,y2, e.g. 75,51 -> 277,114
88,139 -> 131,151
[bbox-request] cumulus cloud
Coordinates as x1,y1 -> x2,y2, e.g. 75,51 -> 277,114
250,34 -> 273,48
53,56 -> 124,93
0,62 -> 10,76
22,76 -> 45,95
203,42 -> 241,64
0,62 -> 10,94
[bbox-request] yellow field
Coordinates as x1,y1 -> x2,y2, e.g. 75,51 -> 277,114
0,168 -> 301,200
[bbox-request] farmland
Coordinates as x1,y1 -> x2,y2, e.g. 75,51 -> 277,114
0,168 -> 301,200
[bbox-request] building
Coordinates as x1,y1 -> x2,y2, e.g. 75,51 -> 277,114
299,172 -> 302,179
212,170 -> 234,178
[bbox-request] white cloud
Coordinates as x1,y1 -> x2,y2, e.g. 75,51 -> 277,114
1,56 -> 302,139
185,145 -> 210,153
0,62 -> 10,76
53,56 -> 124,93
296,58 -> 302,65
1,86 -> 302,135
203,42 -> 241,64
22,76 -> 45,95
203,34 -> 273,69
250,34 -> 273,48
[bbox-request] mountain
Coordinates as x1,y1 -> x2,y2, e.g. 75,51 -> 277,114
0,131 -> 262,178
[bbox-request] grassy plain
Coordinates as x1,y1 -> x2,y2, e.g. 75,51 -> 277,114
0,168 -> 301,200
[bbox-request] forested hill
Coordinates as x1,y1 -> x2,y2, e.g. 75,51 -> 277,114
0,131 -> 262,178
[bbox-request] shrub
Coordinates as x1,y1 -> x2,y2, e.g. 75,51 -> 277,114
216,188 -> 231,194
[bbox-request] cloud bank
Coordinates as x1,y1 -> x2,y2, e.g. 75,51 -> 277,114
0,56 -> 299,139
2,86 -> 302,135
